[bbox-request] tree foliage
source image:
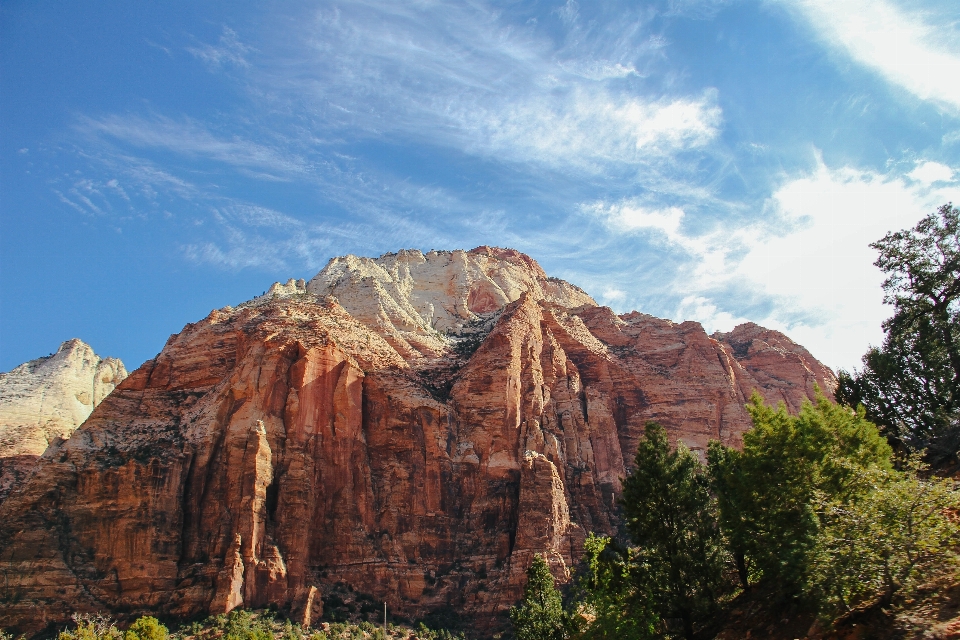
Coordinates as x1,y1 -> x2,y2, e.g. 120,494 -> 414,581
707,390 -> 960,617
709,391 -> 893,595
620,423 -> 726,639
58,614 -> 122,640
837,203 -> 960,465
124,617 -> 168,640
57,615 -> 169,640
807,462 -> 960,617
573,534 -> 657,640
510,555 -> 569,640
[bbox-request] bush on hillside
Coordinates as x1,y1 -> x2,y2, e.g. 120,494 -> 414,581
807,461 -> 960,617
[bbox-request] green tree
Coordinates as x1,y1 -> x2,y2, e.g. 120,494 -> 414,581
510,554 -> 569,640
705,443 -> 751,590
709,391 -> 893,595
220,610 -> 272,640
124,617 -> 168,640
620,423 -> 726,639
837,203 -> 960,466
573,534 -> 657,640
807,462 -> 960,616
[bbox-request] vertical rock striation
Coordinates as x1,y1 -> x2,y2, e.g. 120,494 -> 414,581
0,248 -> 836,635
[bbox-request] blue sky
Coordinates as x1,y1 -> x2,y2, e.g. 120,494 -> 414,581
2,0 -> 959,373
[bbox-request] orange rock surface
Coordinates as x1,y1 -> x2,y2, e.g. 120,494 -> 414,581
0,248 -> 836,635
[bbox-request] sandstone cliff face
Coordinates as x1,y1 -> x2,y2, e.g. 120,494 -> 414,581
0,249 -> 836,636
712,322 -> 837,411
0,338 -> 126,502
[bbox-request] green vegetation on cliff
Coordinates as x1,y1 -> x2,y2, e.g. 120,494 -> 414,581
0,610 -> 465,640
511,395 -> 959,639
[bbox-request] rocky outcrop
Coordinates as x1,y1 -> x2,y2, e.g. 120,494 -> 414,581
712,322 -> 837,412
0,248 -> 836,636
305,247 -> 596,359
0,339 -> 126,502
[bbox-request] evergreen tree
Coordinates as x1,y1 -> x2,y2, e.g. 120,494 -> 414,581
837,203 -> 960,466
574,534 -> 657,639
705,443 -> 751,590
709,391 -> 893,595
510,554 -> 568,640
620,423 -> 726,639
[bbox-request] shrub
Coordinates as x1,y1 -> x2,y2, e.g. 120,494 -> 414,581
59,614 -> 122,640
124,617 -> 168,640
807,463 -> 960,616
574,534 -> 657,639
222,610 -> 272,640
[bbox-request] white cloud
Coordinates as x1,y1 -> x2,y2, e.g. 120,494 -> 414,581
214,204 -> 303,229
262,2 -> 720,178
783,0 -> 960,111
557,0 -> 580,26
476,90 -> 721,171
601,287 -> 627,302
909,161 -> 955,184
587,201 -> 686,239
80,115 -> 305,176
560,60 -> 640,81
584,156 -> 960,370
187,27 -> 251,70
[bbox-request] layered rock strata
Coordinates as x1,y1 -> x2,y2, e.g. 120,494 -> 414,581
0,338 -> 126,502
0,248 -> 836,635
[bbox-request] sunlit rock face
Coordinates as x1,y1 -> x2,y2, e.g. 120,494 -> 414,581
305,247 -> 597,359
0,248 -> 836,636
0,338 -> 126,502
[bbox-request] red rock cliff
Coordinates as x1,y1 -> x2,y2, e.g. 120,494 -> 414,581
0,248 -> 835,635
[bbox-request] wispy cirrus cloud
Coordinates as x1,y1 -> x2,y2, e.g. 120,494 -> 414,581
78,114 -> 306,177
260,1 -> 720,178
186,27 -> 251,70
780,0 -> 960,111
64,0 -> 732,274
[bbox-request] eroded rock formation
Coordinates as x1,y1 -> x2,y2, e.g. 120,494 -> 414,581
0,248 -> 836,635
0,338 -> 126,502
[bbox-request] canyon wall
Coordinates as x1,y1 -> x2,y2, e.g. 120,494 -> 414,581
0,248 -> 835,635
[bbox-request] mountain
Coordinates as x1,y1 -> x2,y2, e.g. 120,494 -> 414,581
0,338 -> 126,502
0,248 -> 835,635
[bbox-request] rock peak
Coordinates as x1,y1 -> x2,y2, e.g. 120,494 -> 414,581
0,339 -> 127,502
304,247 -> 596,360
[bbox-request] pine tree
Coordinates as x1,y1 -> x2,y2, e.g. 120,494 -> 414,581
620,423 -> 726,640
510,555 -> 568,640
706,442 -> 752,590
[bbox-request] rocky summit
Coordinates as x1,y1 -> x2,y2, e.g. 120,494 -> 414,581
0,247 -> 836,635
0,338 -> 126,503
